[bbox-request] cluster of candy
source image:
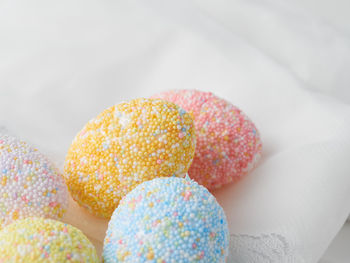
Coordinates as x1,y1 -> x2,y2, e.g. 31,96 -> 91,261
0,90 -> 261,262
0,134 -> 98,262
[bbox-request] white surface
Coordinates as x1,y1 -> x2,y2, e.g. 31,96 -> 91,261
320,222 -> 350,263
0,0 -> 350,262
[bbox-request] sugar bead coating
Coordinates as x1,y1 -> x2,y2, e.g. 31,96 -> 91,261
0,134 -> 68,229
64,98 -> 196,218
103,177 -> 229,263
0,217 -> 99,263
152,90 -> 262,189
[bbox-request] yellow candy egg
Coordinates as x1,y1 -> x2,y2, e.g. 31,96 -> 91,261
64,98 -> 196,218
0,217 -> 99,263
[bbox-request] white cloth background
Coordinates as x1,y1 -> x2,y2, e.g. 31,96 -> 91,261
1,0 -> 350,262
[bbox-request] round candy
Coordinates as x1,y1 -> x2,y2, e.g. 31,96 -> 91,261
64,98 -> 196,218
103,176 -> 229,263
0,217 -> 99,262
152,90 -> 262,189
0,134 -> 68,229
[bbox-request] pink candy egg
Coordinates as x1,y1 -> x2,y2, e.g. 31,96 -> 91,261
152,90 -> 262,189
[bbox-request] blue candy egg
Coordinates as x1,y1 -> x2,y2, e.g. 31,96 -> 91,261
103,176 -> 229,262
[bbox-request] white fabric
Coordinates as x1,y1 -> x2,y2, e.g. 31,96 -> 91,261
0,0 -> 350,262
320,222 -> 350,263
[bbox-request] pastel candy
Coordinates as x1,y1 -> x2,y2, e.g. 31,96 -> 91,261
64,98 -> 196,218
0,134 -> 68,229
152,90 -> 262,189
0,217 -> 99,262
103,176 -> 229,263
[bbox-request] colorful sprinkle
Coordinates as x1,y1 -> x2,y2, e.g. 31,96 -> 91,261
64,98 -> 196,218
103,176 -> 229,262
0,217 -> 99,262
152,90 -> 262,189
0,134 -> 68,229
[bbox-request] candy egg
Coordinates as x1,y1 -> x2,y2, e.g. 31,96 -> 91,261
152,90 -> 262,189
64,98 -> 196,218
0,217 -> 99,262
103,176 -> 229,263
0,134 -> 68,229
